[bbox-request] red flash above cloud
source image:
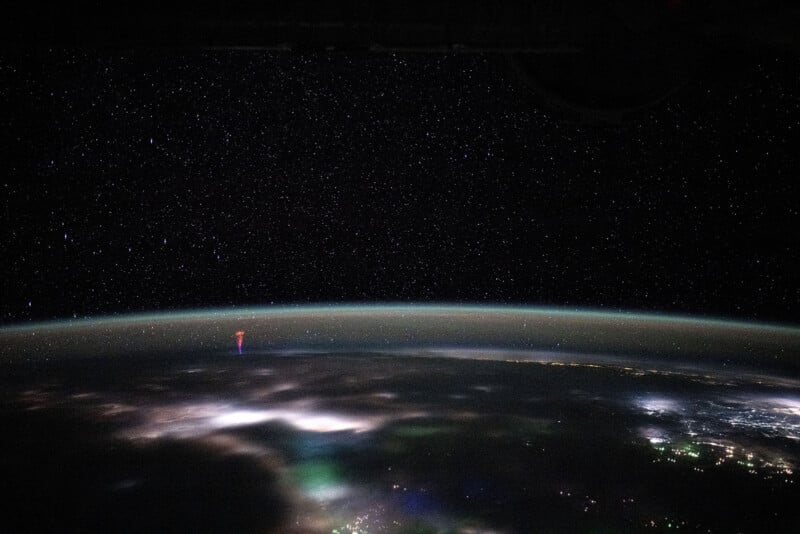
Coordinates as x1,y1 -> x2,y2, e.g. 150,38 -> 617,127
234,331 -> 245,354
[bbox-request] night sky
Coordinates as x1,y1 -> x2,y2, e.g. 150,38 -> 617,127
1,49 -> 798,325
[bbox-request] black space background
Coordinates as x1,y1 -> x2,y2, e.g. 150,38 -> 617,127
1,50 -> 798,325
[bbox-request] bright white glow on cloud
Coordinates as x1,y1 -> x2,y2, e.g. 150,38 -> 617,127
764,396 -> 800,416
634,396 -> 683,416
305,484 -> 352,501
125,402 -> 384,439
211,409 -> 378,433
640,426 -> 671,445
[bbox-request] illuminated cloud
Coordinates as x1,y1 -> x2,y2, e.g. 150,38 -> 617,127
634,396 -> 683,416
124,402 -> 387,440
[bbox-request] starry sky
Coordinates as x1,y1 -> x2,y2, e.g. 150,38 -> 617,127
1,49 -> 798,325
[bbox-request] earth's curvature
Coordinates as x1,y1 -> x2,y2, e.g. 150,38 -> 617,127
2,305 -> 800,533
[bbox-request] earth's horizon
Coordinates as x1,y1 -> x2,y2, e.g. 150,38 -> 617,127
2,304 -> 800,369
2,304 -> 800,532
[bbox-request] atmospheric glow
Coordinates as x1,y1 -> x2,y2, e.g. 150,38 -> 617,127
4,304 -> 800,370
7,303 -> 799,333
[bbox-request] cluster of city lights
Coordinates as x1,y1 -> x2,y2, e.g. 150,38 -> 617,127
632,389 -> 800,484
